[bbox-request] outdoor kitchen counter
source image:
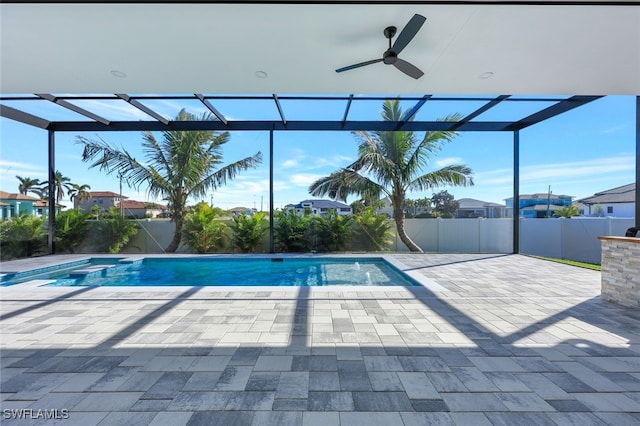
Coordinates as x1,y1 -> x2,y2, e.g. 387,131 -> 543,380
598,236 -> 640,307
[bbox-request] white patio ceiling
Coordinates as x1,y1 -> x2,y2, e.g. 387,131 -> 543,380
1,1 -> 639,95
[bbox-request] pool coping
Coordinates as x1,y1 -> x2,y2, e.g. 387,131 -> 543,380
0,253 -> 449,294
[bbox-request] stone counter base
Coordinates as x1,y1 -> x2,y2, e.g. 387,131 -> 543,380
599,236 -> 640,307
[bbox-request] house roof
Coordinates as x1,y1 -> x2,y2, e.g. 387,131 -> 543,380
116,200 -> 166,210
505,193 -> 572,201
457,198 -> 505,209
90,191 -> 128,198
0,191 -> 40,201
521,204 -> 563,212
294,199 -> 352,209
577,183 -> 636,205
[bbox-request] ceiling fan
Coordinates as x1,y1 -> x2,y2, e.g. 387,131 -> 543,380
336,14 -> 426,79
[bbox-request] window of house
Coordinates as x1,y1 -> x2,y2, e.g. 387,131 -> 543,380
607,206 -> 613,214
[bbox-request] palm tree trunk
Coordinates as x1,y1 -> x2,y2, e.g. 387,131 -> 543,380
394,206 -> 423,253
165,214 -> 183,253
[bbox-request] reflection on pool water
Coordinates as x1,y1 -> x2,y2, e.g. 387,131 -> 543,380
3,257 -> 418,287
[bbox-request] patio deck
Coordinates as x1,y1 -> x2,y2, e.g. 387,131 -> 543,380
1,253 -> 639,425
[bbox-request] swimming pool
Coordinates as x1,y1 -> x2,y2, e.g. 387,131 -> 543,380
1,257 -> 418,287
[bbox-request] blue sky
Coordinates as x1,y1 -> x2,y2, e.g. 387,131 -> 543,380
0,95 -> 635,211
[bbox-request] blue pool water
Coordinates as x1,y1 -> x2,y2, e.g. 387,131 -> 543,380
3,258 -> 417,287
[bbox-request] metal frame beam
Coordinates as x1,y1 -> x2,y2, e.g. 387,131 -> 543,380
341,94 -> 354,128
636,96 -> 640,228
451,95 -> 510,131
48,130 -> 56,254
273,94 -> 287,127
0,104 -> 50,129
513,130 -> 520,254
507,95 -> 602,131
195,94 -> 228,125
269,130 -> 275,253
36,93 -> 111,125
48,120 -> 516,132
395,95 -> 431,130
116,94 -> 170,125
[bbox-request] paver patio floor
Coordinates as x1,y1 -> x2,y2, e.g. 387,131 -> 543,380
2,253 -> 640,425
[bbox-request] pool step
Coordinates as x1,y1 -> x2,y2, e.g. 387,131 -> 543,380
69,265 -> 117,279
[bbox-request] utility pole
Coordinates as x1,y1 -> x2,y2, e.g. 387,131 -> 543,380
546,185 -> 551,218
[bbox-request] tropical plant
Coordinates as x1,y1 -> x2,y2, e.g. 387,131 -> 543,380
182,202 -> 227,253
312,210 -> 354,252
593,203 -> 604,217
553,205 -> 581,218
0,215 -> 46,260
431,190 -> 459,218
309,100 -> 473,252
350,207 -> 393,251
77,109 -> 262,252
95,207 -> 139,253
68,183 -> 92,206
15,176 -> 41,196
40,170 -> 73,204
55,209 -> 91,253
273,209 -> 313,253
230,212 -> 269,253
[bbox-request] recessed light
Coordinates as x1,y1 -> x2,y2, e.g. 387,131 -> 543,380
110,70 -> 127,78
479,72 -> 494,79
255,70 -> 268,79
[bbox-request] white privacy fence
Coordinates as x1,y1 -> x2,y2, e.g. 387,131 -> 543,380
393,217 -> 635,264
123,217 -> 635,264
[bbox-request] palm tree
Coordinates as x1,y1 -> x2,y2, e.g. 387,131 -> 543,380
40,170 -> 73,204
16,176 -> 41,196
77,109 -> 262,253
68,183 -> 92,207
309,100 -> 473,252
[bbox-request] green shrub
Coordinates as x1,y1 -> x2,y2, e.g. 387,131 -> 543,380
273,209 -> 313,253
312,210 -> 354,252
55,209 -> 91,253
182,202 -> 227,253
230,212 -> 268,253
95,207 -> 139,253
0,214 -> 46,260
350,207 -> 393,251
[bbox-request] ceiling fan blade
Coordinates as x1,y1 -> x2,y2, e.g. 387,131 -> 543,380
336,58 -> 383,73
394,59 -> 424,79
392,14 -> 426,54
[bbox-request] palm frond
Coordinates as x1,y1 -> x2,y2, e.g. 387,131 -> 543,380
408,165 -> 474,192
309,169 -> 386,202
188,152 -> 263,199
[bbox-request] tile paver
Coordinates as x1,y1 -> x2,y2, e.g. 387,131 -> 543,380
2,253 -> 639,421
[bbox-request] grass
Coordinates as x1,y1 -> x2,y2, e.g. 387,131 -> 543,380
531,255 -> 601,271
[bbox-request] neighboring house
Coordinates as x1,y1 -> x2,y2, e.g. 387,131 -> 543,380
377,196 -> 430,217
115,200 -> 168,219
228,207 -> 256,216
76,191 -> 167,218
577,183 -> 636,217
456,198 -> 507,218
505,193 -> 573,218
285,199 -> 352,216
76,191 -> 127,213
0,191 -> 57,218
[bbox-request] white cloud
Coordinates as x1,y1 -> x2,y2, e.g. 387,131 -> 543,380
0,160 -> 47,185
435,157 -> 464,168
309,154 -> 353,170
289,173 -> 324,187
475,154 -> 635,187
282,159 -> 300,168
601,124 -> 628,134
